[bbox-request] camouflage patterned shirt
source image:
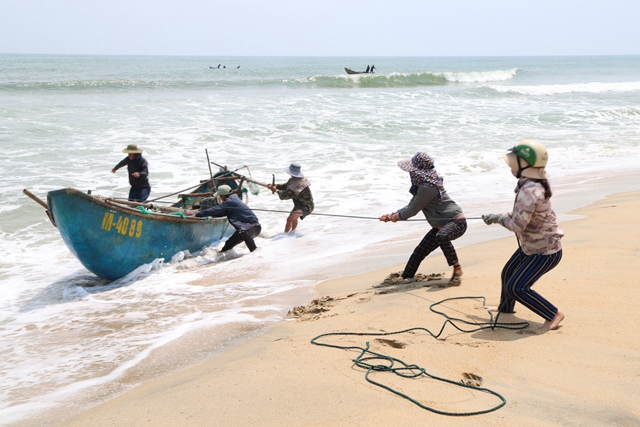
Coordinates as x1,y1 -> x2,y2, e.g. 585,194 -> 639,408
276,181 -> 314,214
501,178 -> 563,255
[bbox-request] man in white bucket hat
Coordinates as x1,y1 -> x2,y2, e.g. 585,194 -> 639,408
111,144 -> 151,201
195,185 -> 261,252
268,162 -> 314,233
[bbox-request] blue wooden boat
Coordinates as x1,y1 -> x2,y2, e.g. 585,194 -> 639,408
41,180 -> 235,280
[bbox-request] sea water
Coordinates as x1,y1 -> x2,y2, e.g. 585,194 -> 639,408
1,55 -> 640,425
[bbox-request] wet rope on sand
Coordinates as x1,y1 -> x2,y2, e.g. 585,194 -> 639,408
311,296 -> 529,416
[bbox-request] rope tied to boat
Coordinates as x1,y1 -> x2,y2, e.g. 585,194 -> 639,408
311,296 -> 529,416
194,205 -> 483,221
135,206 -> 153,215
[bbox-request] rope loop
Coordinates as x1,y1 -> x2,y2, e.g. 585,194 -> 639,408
311,296 -> 529,416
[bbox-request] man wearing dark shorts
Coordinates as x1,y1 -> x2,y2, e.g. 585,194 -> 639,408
267,162 -> 314,233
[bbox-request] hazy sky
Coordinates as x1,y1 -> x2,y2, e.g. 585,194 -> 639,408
1,0 -> 639,56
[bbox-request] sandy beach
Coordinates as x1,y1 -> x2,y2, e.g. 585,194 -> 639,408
60,191 -> 640,427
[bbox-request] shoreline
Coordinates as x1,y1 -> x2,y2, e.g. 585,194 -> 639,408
57,190 -> 640,426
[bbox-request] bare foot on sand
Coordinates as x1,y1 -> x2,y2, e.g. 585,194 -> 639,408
542,310 -> 565,330
449,264 -> 463,286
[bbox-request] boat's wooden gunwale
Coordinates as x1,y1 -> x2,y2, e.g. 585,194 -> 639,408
63,189 -> 215,224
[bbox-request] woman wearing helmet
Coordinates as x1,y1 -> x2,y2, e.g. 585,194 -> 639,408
482,140 -> 565,330
380,152 -> 467,285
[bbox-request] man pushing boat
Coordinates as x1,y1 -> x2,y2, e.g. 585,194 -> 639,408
194,185 -> 262,253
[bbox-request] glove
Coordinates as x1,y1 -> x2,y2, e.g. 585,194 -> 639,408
482,214 -> 502,225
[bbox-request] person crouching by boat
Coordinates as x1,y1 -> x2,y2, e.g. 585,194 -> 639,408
194,185 -> 261,252
379,153 -> 466,285
111,144 -> 151,202
267,162 -> 314,233
482,140 -> 564,330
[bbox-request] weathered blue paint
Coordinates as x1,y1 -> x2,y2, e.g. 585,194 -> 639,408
47,188 -> 233,280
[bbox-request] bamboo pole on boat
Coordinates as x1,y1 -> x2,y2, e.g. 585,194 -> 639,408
23,189 -> 48,210
147,182 -> 204,202
103,198 -> 153,208
205,149 -> 217,191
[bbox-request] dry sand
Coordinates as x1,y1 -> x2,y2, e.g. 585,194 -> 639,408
61,192 -> 640,426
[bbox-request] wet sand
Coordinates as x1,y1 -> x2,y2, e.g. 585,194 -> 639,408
61,191 -> 640,426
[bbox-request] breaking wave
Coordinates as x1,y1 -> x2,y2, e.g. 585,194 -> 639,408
296,68 -> 518,88
485,81 -> 640,96
1,69 -> 519,92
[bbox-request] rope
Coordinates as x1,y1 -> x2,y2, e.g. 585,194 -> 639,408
311,296 -> 529,416
147,183 -> 204,202
135,206 -> 153,215
116,198 -> 487,222
200,205 -> 483,221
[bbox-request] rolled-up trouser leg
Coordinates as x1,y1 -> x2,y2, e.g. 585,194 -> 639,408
221,225 -> 261,252
240,225 -> 261,252
435,219 -> 467,266
402,219 -> 467,278
221,230 -> 243,252
402,228 -> 440,279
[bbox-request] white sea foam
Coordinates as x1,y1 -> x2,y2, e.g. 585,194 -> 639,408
486,81 -> 640,96
435,68 -> 518,83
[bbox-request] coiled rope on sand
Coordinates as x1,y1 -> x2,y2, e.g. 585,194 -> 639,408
311,296 -> 529,416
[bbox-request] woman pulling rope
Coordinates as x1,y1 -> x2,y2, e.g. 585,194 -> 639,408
482,140 -> 565,330
380,152 -> 467,286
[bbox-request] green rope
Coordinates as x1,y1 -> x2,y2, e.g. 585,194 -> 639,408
311,296 -> 529,416
135,206 -> 153,215
170,211 -> 186,219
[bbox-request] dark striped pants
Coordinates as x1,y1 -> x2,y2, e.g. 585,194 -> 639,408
402,219 -> 467,279
499,248 -> 563,321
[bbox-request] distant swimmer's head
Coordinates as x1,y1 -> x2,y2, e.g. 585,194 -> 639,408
285,162 -> 305,178
397,152 -> 435,173
504,139 -> 548,179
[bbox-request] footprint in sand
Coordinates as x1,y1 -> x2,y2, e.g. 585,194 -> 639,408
516,329 -> 538,335
375,338 -> 406,349
460,372 -> 483,387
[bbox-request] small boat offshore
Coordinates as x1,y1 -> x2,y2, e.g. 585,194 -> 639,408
344,68 -> 367,75
23,169 -> 256,280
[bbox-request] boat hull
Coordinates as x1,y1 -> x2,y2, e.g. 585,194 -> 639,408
345,68 -> 367,75
47,188 -> 233,280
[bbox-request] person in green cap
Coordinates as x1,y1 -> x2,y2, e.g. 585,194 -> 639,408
111,144 -> 151,201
